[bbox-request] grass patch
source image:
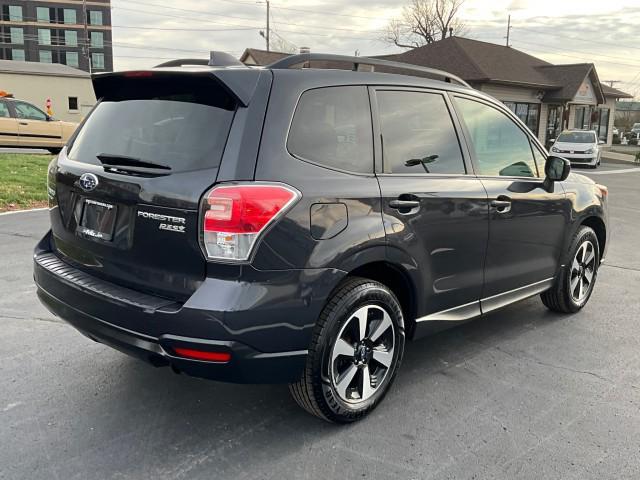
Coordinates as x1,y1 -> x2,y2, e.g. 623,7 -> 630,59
0,153 -> 53,212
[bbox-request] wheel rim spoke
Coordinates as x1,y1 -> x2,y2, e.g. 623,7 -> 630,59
335,364 -> 358,399
372,349 -> 392,368
570,273 -> 580,292
584,268 -> 594,284
360,365 -> 375,400
353,306 -> 368,341
369,311 -> 392,343
584,247 -> 595,266
332,338 -> 355,362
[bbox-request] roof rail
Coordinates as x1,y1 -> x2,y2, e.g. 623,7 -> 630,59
267,53 -> 471,88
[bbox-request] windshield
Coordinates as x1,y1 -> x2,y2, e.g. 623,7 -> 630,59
68,78 -> 236,172
633,123 -> 640,130
556,132 -> 596,143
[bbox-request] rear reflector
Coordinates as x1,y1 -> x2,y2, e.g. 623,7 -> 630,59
200,183 -> 300,262
173,347 -> 231,363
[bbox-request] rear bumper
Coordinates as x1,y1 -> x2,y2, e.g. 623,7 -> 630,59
34,231 -> 345,384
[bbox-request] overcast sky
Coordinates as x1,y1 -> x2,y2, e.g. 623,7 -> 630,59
110,0 -> 640,98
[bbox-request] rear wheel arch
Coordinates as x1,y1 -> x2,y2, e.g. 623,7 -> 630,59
345,261 -> 417,337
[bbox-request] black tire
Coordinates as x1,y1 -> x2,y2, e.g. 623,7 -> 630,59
289,277 -> 405,423
541,226 -> 600,313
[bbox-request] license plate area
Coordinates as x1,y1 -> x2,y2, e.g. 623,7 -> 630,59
77,198 -> 117,242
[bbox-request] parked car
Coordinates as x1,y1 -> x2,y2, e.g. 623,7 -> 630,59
34,53 -> 609,423
0,97 -> 78,153
550,130 -> 602,169
631,123 -> 640,136
612,126 -> 619,136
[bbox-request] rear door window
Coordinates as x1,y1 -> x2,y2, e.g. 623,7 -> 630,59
376,90 -> 466,174
67,75 -> 236,172
287,86 -> 373,174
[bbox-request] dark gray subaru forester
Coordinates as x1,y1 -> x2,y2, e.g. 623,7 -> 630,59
34,52 -> 609,423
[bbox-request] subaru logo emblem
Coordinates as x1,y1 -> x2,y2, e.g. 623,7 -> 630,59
79,173 -> 99,192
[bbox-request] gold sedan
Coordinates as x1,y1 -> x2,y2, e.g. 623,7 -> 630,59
0,98 -> 78,154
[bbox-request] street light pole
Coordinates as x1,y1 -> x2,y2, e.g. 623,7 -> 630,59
266,0 -> 270,52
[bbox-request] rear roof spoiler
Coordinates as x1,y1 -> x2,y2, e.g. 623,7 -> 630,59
92,68 -> 264,108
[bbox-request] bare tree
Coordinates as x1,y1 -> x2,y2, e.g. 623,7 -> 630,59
383,0 -> 467,49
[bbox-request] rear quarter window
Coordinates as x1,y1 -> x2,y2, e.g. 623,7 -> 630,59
287,86 -> 373,174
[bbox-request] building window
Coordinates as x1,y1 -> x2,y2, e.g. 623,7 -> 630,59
8,5 -> 22,21
89,11 -> 103,25
39,50 -> 52,63
63,9 -> 77,24
90,31 -> 104,48
64,30 -> 78,46
11,48 -> 24,61
36,7 -> 50,23
503,101 -> 541,135
10,27 -> 23,44
91,52 -> 105,70
68,97 -> 79,111
38,29 -> 52,46
65,51 -> 79,68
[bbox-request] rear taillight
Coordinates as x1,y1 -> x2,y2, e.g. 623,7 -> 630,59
200,183 -> 300,262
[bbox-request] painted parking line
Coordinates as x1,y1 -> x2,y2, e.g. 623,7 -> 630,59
584,167 -> 640,175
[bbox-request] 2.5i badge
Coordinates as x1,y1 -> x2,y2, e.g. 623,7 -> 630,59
137,210 -> 186,234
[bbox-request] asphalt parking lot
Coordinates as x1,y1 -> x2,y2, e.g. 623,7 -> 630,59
1,161 -> 639,480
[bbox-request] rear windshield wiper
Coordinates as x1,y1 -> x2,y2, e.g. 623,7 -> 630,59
96,153 -> 172,171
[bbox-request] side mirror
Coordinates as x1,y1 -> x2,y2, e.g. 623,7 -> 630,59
545,155 -> 571,182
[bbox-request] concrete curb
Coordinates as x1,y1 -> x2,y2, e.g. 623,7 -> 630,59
0,207 -> 48,217
602,151 -> 637,165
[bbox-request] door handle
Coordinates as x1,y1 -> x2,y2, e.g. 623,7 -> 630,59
19,122 -> 28,126
490,197 -> 512,214
389,199 -> 420,210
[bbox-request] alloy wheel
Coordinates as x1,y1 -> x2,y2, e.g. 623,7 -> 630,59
570,240 -> 596,303
329,304 -> 395,404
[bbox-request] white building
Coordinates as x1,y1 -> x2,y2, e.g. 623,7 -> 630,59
0,60 -> 95,122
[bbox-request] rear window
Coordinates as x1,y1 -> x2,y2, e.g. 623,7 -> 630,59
67,75 -> 236,172
287,86 -> 373,174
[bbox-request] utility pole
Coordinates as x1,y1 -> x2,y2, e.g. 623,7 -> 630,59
603,80 -> 621,88
259,1 -> 270,52
266,0 -> 270,52
82,0 -> 91,73
505,14 -> 511,47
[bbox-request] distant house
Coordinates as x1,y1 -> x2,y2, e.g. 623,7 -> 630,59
240,38 -> 632,147
0,60 -> 95,121
240,49 -> 291,66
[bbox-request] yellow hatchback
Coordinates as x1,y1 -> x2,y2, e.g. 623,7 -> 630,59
0,98 -> 78,154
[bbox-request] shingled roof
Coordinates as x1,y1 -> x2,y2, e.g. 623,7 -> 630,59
239,48 -> 291,66
238,38 -> 632,101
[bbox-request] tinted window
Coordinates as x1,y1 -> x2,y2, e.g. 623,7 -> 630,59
455,97 -> 538,178
14,101 -> 47,121
0,102 -> 10,118
377,91 -> 465,174
288,86 -> 373,174
67,77 -> 236,172
556,131 -> 596,143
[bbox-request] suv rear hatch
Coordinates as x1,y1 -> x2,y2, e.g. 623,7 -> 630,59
49,69 -> 270,301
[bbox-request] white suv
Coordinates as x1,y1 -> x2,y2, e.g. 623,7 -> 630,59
550,130 -> 602,169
